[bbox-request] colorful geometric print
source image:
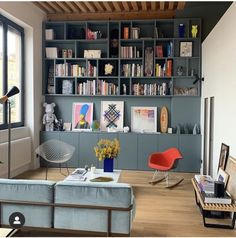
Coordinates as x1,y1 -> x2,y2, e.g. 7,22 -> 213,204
103,104 -> 121,128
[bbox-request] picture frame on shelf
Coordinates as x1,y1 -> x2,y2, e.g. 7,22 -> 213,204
100,101 -> 124,131
63,122 -> 72,131
225,156 -> 236,200
131,106 -> 157,133
218,143 -> 230,171
180,41 -> 192,57
216,168 -> 229,188
72,102 -> 93,131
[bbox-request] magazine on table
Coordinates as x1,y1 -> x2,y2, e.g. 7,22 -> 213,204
194,174 -> 214,194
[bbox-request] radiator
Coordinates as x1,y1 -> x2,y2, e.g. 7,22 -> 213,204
0,137 -> 32,176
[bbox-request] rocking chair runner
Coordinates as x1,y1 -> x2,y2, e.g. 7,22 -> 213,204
148,148 -> 184,188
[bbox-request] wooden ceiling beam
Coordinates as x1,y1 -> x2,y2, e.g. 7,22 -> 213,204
56,2 -> 72,13
151,2 -> 156,11
168,2 -> 174,10
177,2 -> 186,10
122,2 -> 130,11
112,2 -> 122,12
74,2 -> 88,13
83,2 -> 96,13
141,2 -> 147,11
47,10 -> 175,21
102,2 -> 113,12
93,2 -> 104,12
46,2 -> 63,13
131,2 -> 138,11
36,2 -> 55,14
160,2 -> 165,11
65,2 -> 79,13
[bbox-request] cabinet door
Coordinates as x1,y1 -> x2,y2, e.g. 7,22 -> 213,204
78,132 -> 99,168
178,135 -> 201,172
138,134 -> 158,170
158,134 -> 179,151
59,132 -> 79,168
40,132 -> 60,167
118,133 -> 138,170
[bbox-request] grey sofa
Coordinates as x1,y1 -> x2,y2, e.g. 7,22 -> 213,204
0,179 -> 135,236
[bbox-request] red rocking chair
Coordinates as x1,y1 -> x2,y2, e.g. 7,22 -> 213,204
148,148 -> 184,188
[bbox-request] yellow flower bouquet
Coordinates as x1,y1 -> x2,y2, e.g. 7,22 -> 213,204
94,138 -> 120,161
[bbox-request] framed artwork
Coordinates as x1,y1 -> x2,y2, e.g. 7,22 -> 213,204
100,101 -> 124,131
225,156 -> 236,200
180,42 -> 192,57
218,143 -> 230,171
216,168 -> 229,188
72,103 -> 93,131
63,122 -> 72,131
131,107 -> 157,133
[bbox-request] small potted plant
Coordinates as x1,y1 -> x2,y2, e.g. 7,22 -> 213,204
94,138 -> 120,172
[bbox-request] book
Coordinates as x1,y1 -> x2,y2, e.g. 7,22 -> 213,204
194,174 -> 214,194
201,191 -> 232,204
123,27 -> 129,39
156,45 -> 163,57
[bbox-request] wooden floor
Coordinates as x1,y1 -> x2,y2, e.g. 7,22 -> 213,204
13,168 -> 236,237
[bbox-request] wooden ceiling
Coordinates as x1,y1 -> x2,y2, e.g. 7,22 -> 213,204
33,1 -> 186,21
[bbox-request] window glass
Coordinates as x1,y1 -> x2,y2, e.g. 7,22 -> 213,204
7,26 -> 22,123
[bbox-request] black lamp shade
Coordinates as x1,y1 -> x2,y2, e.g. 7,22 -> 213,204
6,86 -> 20,98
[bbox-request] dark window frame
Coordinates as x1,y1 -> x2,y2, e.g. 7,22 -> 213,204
0,14 -> 24,130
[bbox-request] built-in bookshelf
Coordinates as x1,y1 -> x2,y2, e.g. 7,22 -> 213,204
42,19 -> 202,172
43,19 -> 201,97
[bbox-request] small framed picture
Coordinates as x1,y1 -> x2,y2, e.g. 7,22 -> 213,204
218,143 -> 230,171
72,102 -> 93,131
180,42 -> 192,57
216,168 -> 229,188
63,122 -> 72,131
131,106 -> 157,133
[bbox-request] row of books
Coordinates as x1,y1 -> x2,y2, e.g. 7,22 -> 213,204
55,63 -> 86,77
194,175 -> 231,204
133,82 -> 169,96
156,42 -> 173,58
77,80 -> 96,95
123,27 -> 140,39
155,60 -> 172,77
97,80 -> 118,96
122,63 -> 143,77
120,46 -> 141,58
87,61 -> 97,77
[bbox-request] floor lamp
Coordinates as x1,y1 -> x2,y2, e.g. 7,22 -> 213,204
0,86 -> 20,178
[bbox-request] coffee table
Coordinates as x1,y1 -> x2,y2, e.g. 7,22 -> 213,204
64,168 -> 121,183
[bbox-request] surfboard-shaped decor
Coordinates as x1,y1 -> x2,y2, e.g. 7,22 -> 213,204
160,106 -> 168,133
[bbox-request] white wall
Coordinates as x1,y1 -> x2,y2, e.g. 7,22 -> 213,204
0,2 -> 46,173
202,2 -> 236,178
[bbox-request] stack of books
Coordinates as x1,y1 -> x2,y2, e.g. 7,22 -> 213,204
194,174 -> 232,204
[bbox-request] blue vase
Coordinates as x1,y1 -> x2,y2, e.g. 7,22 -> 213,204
178,24 -> 185,38
103,158 -> 114,172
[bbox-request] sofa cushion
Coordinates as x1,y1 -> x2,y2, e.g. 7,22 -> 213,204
0,179 -> 55,228
54,181 -> 134,234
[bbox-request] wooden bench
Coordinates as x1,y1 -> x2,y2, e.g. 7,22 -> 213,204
192,178 -> 236,229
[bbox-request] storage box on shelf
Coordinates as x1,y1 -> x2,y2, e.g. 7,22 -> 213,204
42,19 -> 202,172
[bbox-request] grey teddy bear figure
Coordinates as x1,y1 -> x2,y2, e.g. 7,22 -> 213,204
43,102 -> 58,131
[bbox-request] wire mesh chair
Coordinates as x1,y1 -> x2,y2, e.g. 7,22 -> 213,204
35,139 -> 75,180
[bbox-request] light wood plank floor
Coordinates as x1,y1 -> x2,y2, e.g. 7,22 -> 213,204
15,168 -> 236,237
